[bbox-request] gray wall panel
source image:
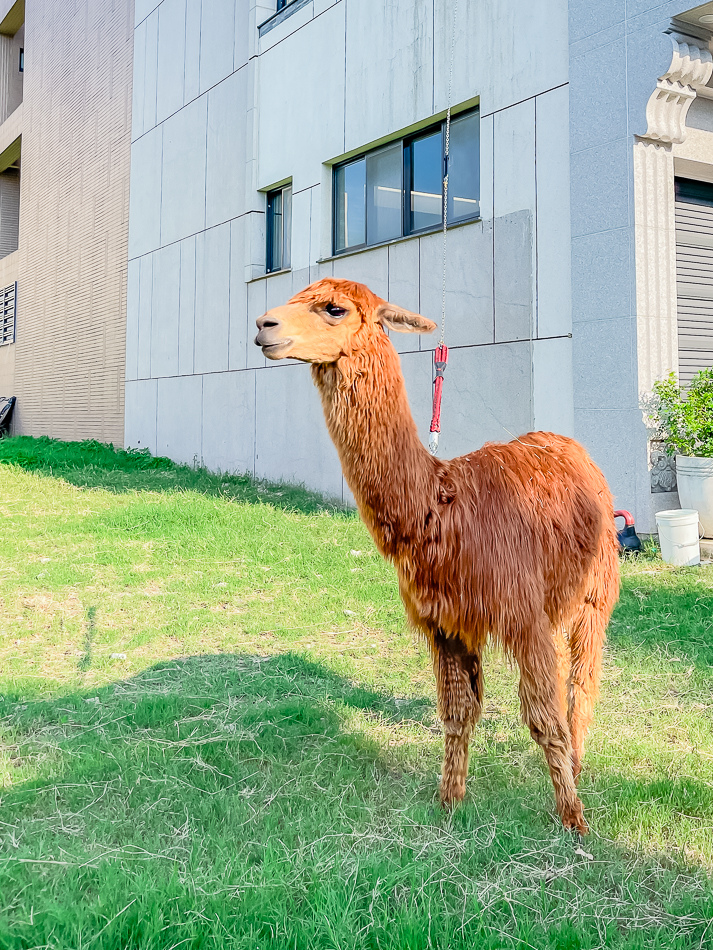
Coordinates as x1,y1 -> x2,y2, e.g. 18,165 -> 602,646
200,0 -> 236,94
157,0 -> 186,126
125,378 -> 158,453
157,373 -> 203,464
254,361 -> 344,500
206,69 -> 249,229
202,369 -> 256,474
151,242 -> 181,379
178,236 -> 197,376
161,94 -> 208,246
194,223 -> 231,375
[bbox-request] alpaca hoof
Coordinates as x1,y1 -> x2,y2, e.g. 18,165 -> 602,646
439,781 -> 466,808
561,803 -> 588,836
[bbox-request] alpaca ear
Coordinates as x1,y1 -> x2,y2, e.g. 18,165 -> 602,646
376,303 -> 437,334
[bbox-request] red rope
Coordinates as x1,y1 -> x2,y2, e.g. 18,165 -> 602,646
429,344 -> 449,435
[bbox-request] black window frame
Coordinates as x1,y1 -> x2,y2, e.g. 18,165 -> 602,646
332,106 -> 480,256
265,182 -> 292,275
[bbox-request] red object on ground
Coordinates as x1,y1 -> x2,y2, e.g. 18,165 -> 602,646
613,509 -> 635,527
429,344 -> 449,434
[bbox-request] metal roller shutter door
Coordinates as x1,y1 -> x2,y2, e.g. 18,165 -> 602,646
675,177 -> 713,387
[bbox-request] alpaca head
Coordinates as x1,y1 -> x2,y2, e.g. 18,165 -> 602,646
255,277 -> 436,363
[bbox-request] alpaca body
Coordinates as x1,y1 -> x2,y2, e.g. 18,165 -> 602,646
400,436 -> 613,657
256,278 -> 620,833
313,333 -> 617,659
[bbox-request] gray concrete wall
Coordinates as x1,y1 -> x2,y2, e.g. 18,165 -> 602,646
126,0 -> 574,501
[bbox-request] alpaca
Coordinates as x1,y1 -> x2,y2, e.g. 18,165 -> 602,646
255,278 -> 620,833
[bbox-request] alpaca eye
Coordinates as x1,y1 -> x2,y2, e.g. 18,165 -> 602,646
325,304 -> 347,317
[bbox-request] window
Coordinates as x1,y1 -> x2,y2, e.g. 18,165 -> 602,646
260,0 -> 306,35
0,282 -> 16,346
333,107 -> 479,254
266,184 -> 292,273
407,128 -> 442,232
18,48 -> 23,72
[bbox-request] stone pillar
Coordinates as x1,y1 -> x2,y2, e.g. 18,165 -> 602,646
633,140 -> 678,395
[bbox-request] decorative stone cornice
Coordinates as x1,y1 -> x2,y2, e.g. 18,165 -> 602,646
641,32 -> 713,145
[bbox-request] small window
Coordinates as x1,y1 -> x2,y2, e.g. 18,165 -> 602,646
276,0 -> 288,10
448,111 -> 480,223
366,143 -> 402,245
18,48 -> 23,73
334,159 -> 365,252
406,128 -> 443,233
333,107 -> 480,254
266,184 -> 291,273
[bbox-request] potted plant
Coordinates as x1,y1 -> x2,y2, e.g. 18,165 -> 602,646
648,368 -> 713,537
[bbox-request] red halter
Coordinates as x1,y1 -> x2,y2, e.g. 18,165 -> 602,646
429,344 -> 449,453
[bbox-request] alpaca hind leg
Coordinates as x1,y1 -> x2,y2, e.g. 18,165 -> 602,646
554,625 -> 570,734
433,632 -> 482,806
567,534 -> 618,783
514,620 -> 587,834
567,599 -> 608,783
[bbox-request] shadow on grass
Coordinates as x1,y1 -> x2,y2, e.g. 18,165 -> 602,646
0,435 -> 349,515
0,652 -> 438,813
2,652 -> 713,948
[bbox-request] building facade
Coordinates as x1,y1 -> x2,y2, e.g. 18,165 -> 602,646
125,0 -> 574,506
3,0 -> 713,533
570,0 -> 713,532
0,0 -> 133,443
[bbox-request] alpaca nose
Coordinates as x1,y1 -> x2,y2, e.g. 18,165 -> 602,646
255,311 -> 283,348
256,313 -> 281,331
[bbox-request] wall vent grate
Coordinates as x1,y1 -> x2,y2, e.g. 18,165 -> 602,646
0,281 -> 16,346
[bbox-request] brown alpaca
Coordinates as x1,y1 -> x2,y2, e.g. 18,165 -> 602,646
255,278 -> 619,833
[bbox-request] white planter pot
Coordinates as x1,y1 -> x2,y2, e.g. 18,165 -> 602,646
675,455 -> 713,538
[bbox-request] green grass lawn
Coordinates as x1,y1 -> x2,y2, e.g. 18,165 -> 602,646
1,436 -> 713,949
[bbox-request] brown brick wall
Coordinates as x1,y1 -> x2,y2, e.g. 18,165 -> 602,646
11,0 -> 133,443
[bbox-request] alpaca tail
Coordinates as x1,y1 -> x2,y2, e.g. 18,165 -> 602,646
567,510 -> 620,780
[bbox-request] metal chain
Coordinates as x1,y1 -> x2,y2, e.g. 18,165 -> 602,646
440,0 -> 458,346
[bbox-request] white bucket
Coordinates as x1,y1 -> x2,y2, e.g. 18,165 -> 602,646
655,508 -> 701,567
675,456 -> 713,537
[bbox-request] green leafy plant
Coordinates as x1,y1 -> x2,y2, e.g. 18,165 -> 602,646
648,368 -> 713,457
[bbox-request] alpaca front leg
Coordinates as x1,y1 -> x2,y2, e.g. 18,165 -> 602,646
433,632 -> 482,806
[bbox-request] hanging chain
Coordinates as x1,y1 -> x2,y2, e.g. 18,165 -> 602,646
429,0 -> 459,456
440,111 -> 449,346
440,0 -> 458,346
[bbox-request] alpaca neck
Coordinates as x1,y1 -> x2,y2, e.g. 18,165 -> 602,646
312,331 -> 436,556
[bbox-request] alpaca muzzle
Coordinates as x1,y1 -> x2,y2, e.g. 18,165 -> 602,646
255,313 -> 291,359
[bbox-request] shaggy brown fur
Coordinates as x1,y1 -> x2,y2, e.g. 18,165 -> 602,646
255,278 -> 620,833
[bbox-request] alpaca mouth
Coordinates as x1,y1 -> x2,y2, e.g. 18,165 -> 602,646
255,334 -> 292,359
